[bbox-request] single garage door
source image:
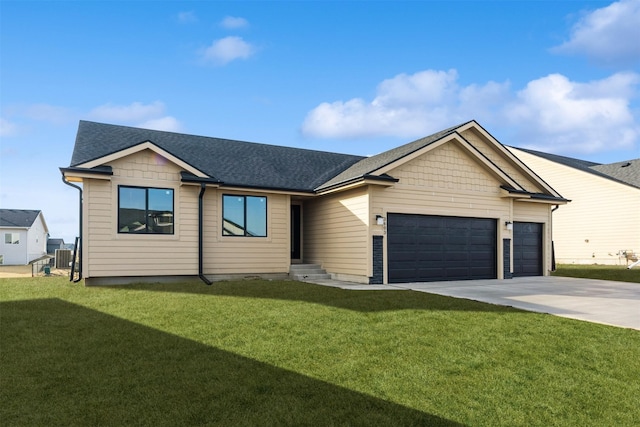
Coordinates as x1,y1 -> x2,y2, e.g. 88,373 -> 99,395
513,222 -> 543,277
388,214 -> 497,283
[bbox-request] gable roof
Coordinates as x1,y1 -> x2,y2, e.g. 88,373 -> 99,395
70,121 -> 364,192
65,120 -> 566,202
0,209 -> 42,228
511,147 -> 640,190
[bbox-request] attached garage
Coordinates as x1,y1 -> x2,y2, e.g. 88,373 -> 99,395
513,222 -> 543,277
387,214 -> 497,283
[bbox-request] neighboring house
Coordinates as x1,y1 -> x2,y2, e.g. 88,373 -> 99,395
61,120 -> 567,286
509,148 -> 640,265
0,209 -> 49,265
47,238 -> 66,255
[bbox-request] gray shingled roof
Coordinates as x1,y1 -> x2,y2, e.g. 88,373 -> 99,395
69,120 -> 564,196
512,147 -> 640,190
0,209 -> 41,228
70,121 -> 365,192
591,160 -> 640,188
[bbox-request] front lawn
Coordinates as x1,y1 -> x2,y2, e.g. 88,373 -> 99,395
2,277 -> 639,426
553,263 -> 640,283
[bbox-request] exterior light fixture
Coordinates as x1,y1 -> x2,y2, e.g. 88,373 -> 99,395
376,215 -> 385,226
505,221 -> 513,231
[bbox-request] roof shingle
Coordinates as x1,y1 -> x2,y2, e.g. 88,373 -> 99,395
0,209 -> 41,228
71,121 -> 365,192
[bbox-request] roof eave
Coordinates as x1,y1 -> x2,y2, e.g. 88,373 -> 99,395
60,166 -> 113,182
500,185 -> 570,204
315,174 -> 398,195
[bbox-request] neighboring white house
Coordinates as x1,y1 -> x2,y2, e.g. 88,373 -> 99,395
509,148 -> 640,266
0,209 -> 49,265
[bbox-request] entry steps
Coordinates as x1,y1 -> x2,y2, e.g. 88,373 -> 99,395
289,264 -> 331,281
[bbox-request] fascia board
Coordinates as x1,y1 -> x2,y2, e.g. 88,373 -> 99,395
315,177 -> 396,196
459,121 -> 562,197
77,141 -> 209,178
62,171 -> 112,181
216,185 -> 315,197
516,197 -> 569,205
37,212 -> 49,234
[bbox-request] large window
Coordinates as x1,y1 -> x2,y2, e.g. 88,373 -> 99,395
223,195 -> 267,237
118,186 -> 174,234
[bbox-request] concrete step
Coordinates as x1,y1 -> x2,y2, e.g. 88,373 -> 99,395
291,273 -> 332,280
290,264 -> 331,281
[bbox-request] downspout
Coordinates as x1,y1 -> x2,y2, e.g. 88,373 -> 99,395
551,205 -> 559,272
198,183 -> 213,285
61,175 -> 83,282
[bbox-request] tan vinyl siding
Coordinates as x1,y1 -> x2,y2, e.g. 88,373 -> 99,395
461,129 -> 545,193
513,149 -> 640,265
83,150 -> 199,278
203,190 -> 290,275
373,143 -> 511,220
304,187 -> 370,278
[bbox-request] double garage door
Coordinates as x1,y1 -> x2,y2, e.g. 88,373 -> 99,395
387,214 -> 542,283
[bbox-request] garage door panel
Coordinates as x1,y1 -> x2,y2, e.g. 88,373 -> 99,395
388,214 -> 497,283
513,222 -> 542,277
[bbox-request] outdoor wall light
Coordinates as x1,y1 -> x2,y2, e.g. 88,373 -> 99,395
505,221 -> 513,231
376,215 -> 385,226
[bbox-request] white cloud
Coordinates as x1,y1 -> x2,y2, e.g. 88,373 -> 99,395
552,0 -> 640,65
25,103 -> 74,124
0,117 -> 18,137
87,101 -> 182,131
177,11 -> 198,24
220,16 -> 249,29
302,69 -> 509,139
505,73 -> 639,153
201,36 -> 256,65
137,116 -> 182,132
0,104 -> 74,137
301,69 -> 640,156
88,101 -> 166,122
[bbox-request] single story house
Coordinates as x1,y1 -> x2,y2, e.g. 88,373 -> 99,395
61,120 -> 567,286
0,209 -> 49,265
509,147 -> 639,265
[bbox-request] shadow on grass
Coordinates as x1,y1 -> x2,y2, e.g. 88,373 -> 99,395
113,279 -> 522,314
1,298 -> 464,426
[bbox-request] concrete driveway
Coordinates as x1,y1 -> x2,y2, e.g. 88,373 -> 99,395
304,276 -> 640,330
393,276 -> 639,330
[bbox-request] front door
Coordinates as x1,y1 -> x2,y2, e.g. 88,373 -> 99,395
291,204 -> 301,261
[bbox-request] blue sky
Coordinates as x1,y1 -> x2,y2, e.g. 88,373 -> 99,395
1,0 -> 639,242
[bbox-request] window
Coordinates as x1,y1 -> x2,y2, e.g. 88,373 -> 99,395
223,195 -> 267,237
118,186 -> 174,234
4,233 -> 19,244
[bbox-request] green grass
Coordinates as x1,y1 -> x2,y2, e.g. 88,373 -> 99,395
553,263 -> 640,283
2,277 -> 639,426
